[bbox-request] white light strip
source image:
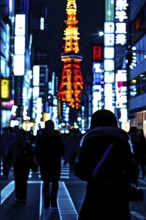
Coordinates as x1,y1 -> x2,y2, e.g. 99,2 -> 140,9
138,179 -> 146,186
0,181 -> 15,204
28,180 -> 42,184
130,211 -> 146,220
61,171 -> 69,174
58,181 -> 78,220
39,181 -> 43,220
60,176 -> 69,179
0,181 -> 43,205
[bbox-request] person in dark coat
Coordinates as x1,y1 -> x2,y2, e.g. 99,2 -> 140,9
74,109 -> 138,220
63,128 -> 81,171
6,128 -> 31,204
0,126 -> 13,179
128,126 -> 141,167
35,120 -> 65,208
137,128 -> 146,179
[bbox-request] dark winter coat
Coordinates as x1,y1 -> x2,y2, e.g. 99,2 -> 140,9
35,130 -> 65,182
6,129 -> 31,201
75,126 -> 138,220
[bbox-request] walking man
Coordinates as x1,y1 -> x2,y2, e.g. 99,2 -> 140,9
35,120 -> 65,208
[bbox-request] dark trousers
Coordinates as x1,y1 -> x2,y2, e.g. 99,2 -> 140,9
14,166 -> 29,201
43,180 -> 58,205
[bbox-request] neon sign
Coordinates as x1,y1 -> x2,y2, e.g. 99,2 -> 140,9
115,0 -> 129,45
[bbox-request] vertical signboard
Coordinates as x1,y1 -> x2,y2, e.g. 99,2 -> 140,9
14,14 -> 25,76
115,0 -> 129,124
104,21 -> 115,111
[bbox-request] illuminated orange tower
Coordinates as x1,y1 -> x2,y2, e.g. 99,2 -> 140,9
58,0 -> 84,109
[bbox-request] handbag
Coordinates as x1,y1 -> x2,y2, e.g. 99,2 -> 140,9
128,183 -> 144,202
92,143 -> 144,202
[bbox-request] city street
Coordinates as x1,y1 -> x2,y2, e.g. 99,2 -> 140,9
0,162 -> 146,220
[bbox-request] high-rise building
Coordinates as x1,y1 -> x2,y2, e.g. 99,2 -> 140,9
127,0 -> 146,135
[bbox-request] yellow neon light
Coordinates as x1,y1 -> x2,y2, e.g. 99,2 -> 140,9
1,79 -> 10,99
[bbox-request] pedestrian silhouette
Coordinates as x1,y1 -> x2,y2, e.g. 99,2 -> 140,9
6,128 -> 31,204
0,126 -> 13,179
63,128 -> 81,171
128,126 -> 141,179
35,120 -> 65,208
74,109 -> 138,220
137,128 -> 146,179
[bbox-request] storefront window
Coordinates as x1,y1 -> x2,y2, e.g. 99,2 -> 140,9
129,72 -> 146,97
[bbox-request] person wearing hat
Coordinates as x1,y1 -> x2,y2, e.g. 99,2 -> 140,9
74,109 -> 139,220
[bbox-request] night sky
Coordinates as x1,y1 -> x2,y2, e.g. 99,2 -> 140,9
47,0 -> 105,78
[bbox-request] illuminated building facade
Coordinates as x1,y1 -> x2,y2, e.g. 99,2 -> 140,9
58,0 -> 84,114
128,0 -> 146,136
102,0 -> 129,130
0,0 -> 15,131
92,45 -> 104,114
103,0 -> 116,113
114,0 -> 129,130
13,1 -> 32,128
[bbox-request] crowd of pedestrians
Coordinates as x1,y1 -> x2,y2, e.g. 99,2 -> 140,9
0,111 -> 146,219
63,128 -> 81,172
128,126 -> 146,179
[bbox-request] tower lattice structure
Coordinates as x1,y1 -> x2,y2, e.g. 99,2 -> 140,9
58,0 -> 84,109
